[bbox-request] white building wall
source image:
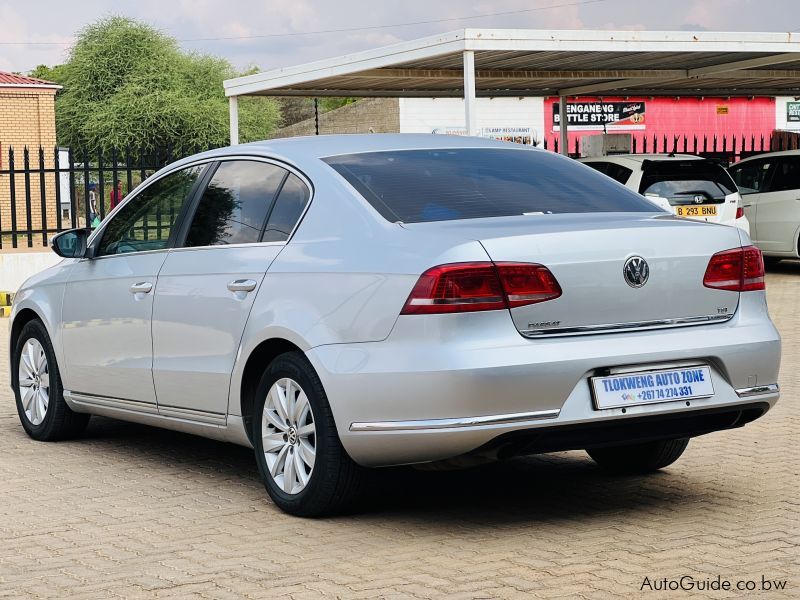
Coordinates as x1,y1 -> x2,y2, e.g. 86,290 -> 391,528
398,97 -> 546,146
775,96 -> 800,131
0,252 -> 61,292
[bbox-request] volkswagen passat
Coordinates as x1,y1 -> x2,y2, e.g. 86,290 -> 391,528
9,135 -> 781,516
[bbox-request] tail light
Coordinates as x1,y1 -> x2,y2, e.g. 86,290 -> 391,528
703,246 -> 765,292
400,262 -> 561,315
736,206 -> 744,220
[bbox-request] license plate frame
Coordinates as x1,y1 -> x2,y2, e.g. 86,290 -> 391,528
675,205 -> 718,218
591,365 -> 715,410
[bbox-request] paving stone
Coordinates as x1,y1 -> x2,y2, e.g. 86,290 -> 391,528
1,265 -> 798,598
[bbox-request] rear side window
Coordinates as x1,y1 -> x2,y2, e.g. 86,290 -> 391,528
324,149 -> 656,223
639,161 -> 737,203
184,160 -> 287,247
262,174 -> 310,242
768,157 -> 800,192
582,161 -> 633,185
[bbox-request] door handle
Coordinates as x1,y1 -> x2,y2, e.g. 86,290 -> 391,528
130,282 -> 153,294
227,279 -> 257,293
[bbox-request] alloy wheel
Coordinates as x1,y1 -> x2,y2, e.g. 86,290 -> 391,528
261,377 -> 316,494
18,338 -> 50,426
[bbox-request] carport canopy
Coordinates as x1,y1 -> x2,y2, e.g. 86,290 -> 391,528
223,28 -> 800,153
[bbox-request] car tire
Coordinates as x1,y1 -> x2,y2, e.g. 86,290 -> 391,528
252,351 -> 365,517
12,319 -> 90,441
586,438 -> 689,474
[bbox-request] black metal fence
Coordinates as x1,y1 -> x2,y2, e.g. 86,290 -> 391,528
1,133 -> 798,249
0,145 -> 212,250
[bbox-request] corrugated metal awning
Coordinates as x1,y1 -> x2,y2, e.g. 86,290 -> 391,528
224,29 -> 800,98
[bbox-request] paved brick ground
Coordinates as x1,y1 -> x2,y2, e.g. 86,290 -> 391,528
1,265 -> 798,599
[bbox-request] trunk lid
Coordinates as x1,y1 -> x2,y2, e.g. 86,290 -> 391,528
406,213 -> 742,336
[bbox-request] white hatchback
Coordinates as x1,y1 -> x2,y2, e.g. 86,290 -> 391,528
579,154 -> 750,233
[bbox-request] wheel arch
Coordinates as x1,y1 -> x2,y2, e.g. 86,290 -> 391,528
238,337 -> 304,444
9,308 -> 46,384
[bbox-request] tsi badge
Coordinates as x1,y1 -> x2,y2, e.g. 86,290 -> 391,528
623,255 -> 649,288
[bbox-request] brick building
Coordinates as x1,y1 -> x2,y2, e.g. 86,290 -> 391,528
0,72 -> 61,249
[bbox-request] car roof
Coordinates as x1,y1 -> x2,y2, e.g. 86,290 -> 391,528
579,153 -> 702,165
733,149 -> 800,165
174,134 -> 537,167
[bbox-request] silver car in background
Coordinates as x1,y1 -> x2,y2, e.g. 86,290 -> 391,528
9,135 -> 781,516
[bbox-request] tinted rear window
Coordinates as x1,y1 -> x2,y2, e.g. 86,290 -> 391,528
323,149 -> 657,223
639,160 -> 737,204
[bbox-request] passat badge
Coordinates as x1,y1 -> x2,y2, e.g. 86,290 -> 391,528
623,256 -> 649,288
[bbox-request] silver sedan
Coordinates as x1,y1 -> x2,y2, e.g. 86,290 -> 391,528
8,135 -> 781,516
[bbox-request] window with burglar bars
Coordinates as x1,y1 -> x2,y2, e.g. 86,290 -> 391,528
1,134 -> 799,250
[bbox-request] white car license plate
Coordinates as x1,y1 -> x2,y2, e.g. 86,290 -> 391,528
591,366 -> 715,410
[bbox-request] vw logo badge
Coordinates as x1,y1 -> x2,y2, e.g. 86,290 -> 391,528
623,256 -> 650,288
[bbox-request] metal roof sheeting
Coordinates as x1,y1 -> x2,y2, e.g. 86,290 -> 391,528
224,29 -> 800,98
0,71 -> 60,88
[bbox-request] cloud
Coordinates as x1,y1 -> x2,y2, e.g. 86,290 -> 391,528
2,0 -> 797,75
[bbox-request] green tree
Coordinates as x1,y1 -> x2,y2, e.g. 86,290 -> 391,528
43,16 -> 280,155
318,97 -> 359,112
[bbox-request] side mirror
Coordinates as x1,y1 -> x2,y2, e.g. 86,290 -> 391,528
50,228 -> 90,258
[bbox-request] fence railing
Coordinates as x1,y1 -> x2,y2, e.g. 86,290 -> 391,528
0,144 -> 211,250
2,133 -> 798,250
544,131 -> 800,158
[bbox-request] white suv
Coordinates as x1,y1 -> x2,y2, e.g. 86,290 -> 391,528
580,154 -> 749,233
728,150 -> 800,263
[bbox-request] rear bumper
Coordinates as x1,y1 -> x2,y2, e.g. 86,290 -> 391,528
477,401 -> 772,457
307,292 -> 780,467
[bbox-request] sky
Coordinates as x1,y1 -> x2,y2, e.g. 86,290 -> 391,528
1,0 -> 799,74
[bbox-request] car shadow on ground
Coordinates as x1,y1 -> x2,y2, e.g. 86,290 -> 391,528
74,416 -> 705,525
766,258 -> 800,274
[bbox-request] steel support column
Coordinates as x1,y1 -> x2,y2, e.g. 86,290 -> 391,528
463,51 -> 477,136
559,95 -> 569,156
229,96 -> 239,146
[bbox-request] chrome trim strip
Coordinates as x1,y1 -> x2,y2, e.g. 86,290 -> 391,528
522,314 -> 732,337
350,409 -> 560,432
157,404 -> 227,425
735,384 -> 779,398
64,391 -> 159,415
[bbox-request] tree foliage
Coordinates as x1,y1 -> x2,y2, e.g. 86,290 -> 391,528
46,17 -> 280,154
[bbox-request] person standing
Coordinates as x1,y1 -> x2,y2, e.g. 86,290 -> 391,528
88,183 -> 98,226
109,181 -> 124,210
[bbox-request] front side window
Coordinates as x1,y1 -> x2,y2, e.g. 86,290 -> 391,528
96,166 -> 203,256
324,149 -> 655,223
729,159 -> 774,195
184,160 -> 287,247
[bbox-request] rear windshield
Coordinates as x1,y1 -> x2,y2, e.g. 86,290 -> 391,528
639,160 -> 737,204
323,148 -> 658,223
